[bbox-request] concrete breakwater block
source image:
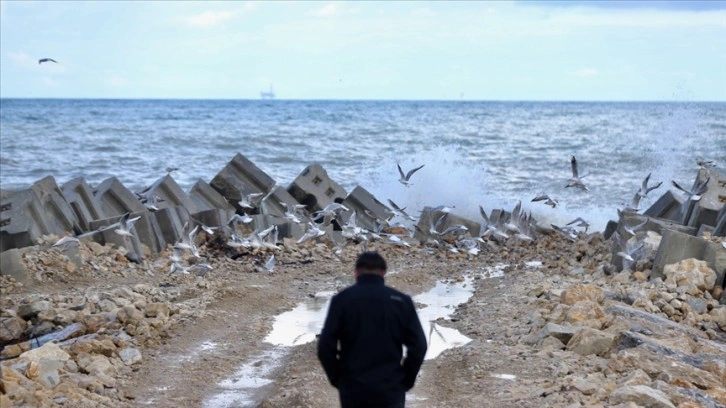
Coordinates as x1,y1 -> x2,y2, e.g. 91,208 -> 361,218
1,176 -> 79,252
652,229 -> 725,285
191,208 -> 236,231
152,207 -> 189,248
687,168 -> 725,230
644,190 -> 685,222
81,219 -> 144,258
189,179 -> 235,212
340,186 -> 391,232
259,186 -> 303,218
93,177 -> 147,218
714,205 -> 726,237
86,213 -> 162,258
414,207 -> 481,242
287,163 -> 347,213
210,153 -> 276,212
616,214 -> 697,239
142,175 -> 198,215
62,177 -> 104,232
248,214 -> 304,240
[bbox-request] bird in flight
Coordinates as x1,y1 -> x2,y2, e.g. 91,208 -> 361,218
397,163 -> 425,187
38,58 -> 58,64
565,156 -> 589,191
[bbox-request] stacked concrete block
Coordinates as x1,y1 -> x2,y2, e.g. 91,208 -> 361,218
1,176 -> 79,252
259,186 -> 303,218
287,164 -> 347,213
247,214 -> 304,240
339,186 -> 391,231
687,168 -> 725,230
715,205 -> 726,237
142,175 -> 199,214
152,207 -> 189,248
210,153 -> 276,212
189,179 -> 235,212
93,177 -> 147,217
62,177 -> 104,232
644,190 -> 685,222
414,207 -> 481,242
192,208 -> 236,231
616,213 -> 696,238
651,229 -> 723,280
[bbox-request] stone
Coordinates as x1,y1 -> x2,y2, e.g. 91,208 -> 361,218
566,327 -> 616,356
61,177 -> 104,232
1,176 -> 79,252
608,385 -> 675,408
0,317 -> 26,342
117,306 -> 144,325
140,174 -> 198,214
620,368 -> 652,387
188,179 -> 236,212
118,347 -> 142,365
709,306 -> 726,329
287,163 -> 347,212
144,303 -> 170,319
526,322 -> 578,345
92,176 -> 147,217
663,258 -> 717,293
561,283 -> 605,305
78,353 -> 115,376
539,335 -> 566,351
17,300 -> 52,319
340,185 -> 391,231
0,247 -> 30,283
565,300 -> 605,329
19,341 -> 70,363
31,359 -> 64,389
210,153 -> 277,212
645,190 -> 686,222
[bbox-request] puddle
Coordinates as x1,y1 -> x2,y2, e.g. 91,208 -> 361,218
206,267 -> 507,407
491,373 -> 517,380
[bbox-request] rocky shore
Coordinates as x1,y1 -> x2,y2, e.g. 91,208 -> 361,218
1,227 -> 725,407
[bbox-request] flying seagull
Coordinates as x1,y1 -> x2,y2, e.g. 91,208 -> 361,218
397,163 -> 425,187
532,193 -> 558,208
565,156 -> 589,192
114,213 -> 141,238
672,177 -> 709,201
636,173 -> 662,200
38,58 -> 58,64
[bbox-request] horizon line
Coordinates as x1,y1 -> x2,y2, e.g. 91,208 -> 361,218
1,97 -> 724,103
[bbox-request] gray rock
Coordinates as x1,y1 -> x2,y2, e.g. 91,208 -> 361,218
566,327 -> 616,356
608,385 -> 675,408
17,300 -> 52,319
118,347 -> 142,365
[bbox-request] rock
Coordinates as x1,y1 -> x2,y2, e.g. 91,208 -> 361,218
561,283 -> 605,305
663,258 -> 717,293
144,303 -> 170,319
539,335 -> 566,351
117,306 -> 144,325
608,385 -> 676,408
620,368 -> 653,387
566,327 -> 616,356
30,359 -> 64,389
77,353 -> 115,376
17,300 -> 52,319
709,306 -> 726,329
0,317 -> 27,342
118,347 -> 142,365
522,322 -> 578,345
686,298 -> 708,315
565,300 -> 605,329
19,341 -> 70,363
632,271 -> 648,281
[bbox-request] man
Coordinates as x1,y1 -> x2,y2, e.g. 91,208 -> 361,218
318,252 -> 428,408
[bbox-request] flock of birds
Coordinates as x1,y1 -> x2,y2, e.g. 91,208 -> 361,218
49,157 -> 719,276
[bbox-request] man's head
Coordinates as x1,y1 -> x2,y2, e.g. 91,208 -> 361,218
355,252 -> 387,277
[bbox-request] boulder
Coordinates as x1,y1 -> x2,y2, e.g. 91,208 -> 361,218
565,300 -> 605,329
118,347 -> 142,365
0,247 -> 30,283
566,327 -> 615,356
17,300 -> 52,319
0,317 -> 27,342
663,258 -> 717,294
523,322 -> 578,345
19,341 -> 70,363
561,283 -> 605,305
608,385 -> 675,408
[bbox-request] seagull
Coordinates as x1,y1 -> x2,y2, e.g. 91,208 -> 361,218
613,232 -> 644,265
169,262 -> 189,275
114,213 -> 141,238
622,218 -> 648,236
314,203 -> 349,226
565,156 -> 589,192
228,213 -> 254,226
257,255 -> 276,272
636,173 -> 662,200
672,177 -> 709,201
438,224 -> 469,237
397,163 -> 425,187
387,199 -> 416,222
189,263 -> 213,276
697,160 -> 716,169
168,246 -> 184,263
429,205 -> 455,214
504,201 -> 522,233
383,234 -> 411,248
38,58 -> 58,64
52,236 -> 80,250
238,192 -> 264,209
165,167 -> 179,174
551,224 -> 578,241
174,224 -> 200,258
532,193 -> 558,208
566,217 -> 590,233
297,222 -> 325,244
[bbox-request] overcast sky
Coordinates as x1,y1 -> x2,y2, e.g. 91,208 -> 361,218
1,1 -> 724,100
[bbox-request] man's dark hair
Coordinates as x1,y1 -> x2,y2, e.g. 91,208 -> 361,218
355,252 -> 387,273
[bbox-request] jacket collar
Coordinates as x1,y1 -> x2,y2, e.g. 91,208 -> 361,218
356,274 -> 385,285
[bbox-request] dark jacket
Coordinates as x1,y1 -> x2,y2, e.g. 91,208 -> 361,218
317,274 -> 428,405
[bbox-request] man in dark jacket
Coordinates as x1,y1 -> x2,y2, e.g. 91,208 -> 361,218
317,252 -> 428,408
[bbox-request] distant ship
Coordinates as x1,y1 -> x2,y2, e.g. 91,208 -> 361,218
260,84 -> 275,100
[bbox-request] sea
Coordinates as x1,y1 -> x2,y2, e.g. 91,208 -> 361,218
1,99 -> 724,231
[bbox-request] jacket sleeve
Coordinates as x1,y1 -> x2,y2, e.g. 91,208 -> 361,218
401,296 -> 427,391
317,294 -> 342,388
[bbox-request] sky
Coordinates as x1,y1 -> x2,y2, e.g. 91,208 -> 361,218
1,1 -> 725,101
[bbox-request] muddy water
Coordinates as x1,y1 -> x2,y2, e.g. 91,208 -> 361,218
205,264 -> 510,407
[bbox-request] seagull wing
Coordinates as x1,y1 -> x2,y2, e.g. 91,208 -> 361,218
388,199 -> 403,212
631,192 -> 641,209
406,164 -> 425,180
532,194 -> 547,202
645,181 -> 663,194
641,173 -> 651,192
479,205 -> 489,223
671,180 -> 691,195
570,156 -> 579,178
397,164 -> 406,179
49,59 -> 58,63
